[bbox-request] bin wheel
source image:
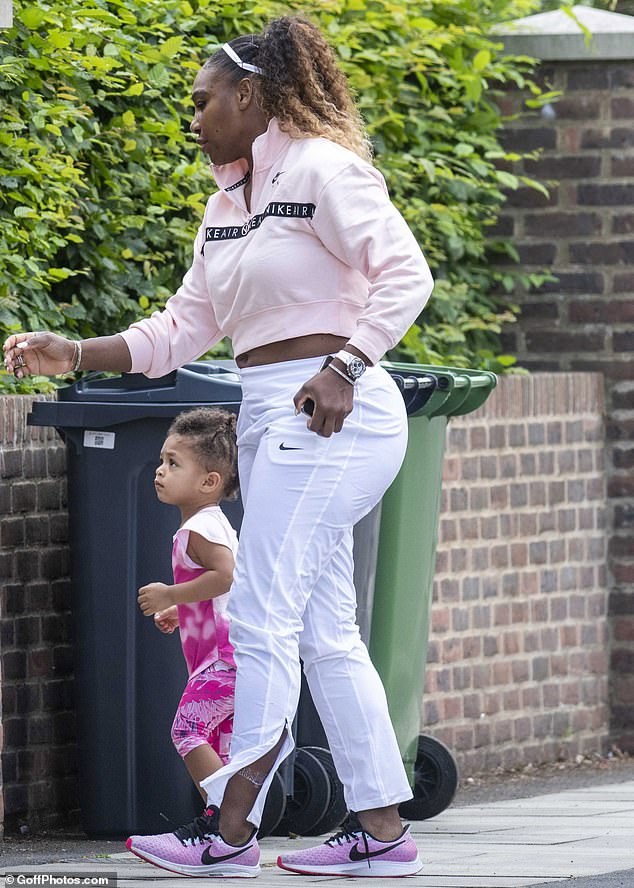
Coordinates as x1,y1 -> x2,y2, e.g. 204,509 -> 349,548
273,747 -> 331,836
398,734 -> 458,820
300,746 -> 347,835
258,769 -> 286,838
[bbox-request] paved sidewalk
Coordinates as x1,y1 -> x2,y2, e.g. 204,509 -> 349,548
2,781 -> 633,886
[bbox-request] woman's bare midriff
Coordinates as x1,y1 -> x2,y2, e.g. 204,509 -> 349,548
235,333 -> 350,368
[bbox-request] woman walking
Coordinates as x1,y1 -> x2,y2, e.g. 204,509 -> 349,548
5,15 -> 433,878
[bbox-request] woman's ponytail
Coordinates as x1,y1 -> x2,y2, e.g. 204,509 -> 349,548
206,16 -> 371,161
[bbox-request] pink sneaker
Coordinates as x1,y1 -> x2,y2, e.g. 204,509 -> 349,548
126,805 -> 260,878
277,812 -> 422,877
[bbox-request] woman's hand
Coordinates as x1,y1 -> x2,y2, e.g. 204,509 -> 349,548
3,331 -> 76,379
294,365 -> 354,437
138,582 -> 174,616
154,606 -> 179,634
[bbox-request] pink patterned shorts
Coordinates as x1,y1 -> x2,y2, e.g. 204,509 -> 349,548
171,663 -> 236,762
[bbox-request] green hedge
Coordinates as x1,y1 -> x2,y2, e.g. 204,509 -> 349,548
0,0 -> 549,393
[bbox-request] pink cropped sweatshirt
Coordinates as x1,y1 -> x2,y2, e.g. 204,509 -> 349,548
119,118 -> 434,375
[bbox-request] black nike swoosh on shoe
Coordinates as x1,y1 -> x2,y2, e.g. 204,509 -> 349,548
201,843 -> 253,865
279,443 -> 303,450
348,838 -> 406,861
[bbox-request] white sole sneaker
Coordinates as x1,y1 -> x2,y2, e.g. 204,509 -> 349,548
277,854 -> 423,877
129,845 -> 261,878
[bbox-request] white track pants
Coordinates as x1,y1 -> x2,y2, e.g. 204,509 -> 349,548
200,356 -> 413,825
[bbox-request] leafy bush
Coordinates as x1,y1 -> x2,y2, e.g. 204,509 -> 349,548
0,0 -> 548,392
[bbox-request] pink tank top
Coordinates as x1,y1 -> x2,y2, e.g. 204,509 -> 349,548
172,505 -> 238,677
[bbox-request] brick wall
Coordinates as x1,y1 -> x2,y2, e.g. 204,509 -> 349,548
424,373 -> 609,774
0,395 -> 77,834
498,59 -> 634,752
0,374 -> 609,830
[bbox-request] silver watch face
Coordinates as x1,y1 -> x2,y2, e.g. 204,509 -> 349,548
347,356 -> 366,379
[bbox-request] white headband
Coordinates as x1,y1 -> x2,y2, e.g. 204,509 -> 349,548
222,43 -> 264,75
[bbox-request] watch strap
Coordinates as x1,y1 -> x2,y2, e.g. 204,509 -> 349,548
334,349 -> 358,367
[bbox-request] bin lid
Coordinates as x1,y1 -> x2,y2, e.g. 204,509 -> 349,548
60,361 -> 241,403
382,362 -> 497,418
28,362 -> 242,429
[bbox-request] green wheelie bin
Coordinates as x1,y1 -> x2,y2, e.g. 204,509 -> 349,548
370,362 -> 498,820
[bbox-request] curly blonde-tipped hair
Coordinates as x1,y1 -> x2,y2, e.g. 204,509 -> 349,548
168,407 -> 239,501
206,16 -> 372,162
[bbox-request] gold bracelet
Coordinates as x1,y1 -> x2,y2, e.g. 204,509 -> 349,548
71,340 -> 82,373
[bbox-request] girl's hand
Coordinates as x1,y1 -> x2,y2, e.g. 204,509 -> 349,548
138,582 -> 174,616
154,606 -> 179,634
293,366 -> 353,437
3,331 -> 76,378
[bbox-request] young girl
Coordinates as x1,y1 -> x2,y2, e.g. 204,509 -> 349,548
137,407 -> 239,799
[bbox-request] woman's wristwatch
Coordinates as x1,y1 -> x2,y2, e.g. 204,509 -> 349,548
331,349 -> 367,384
